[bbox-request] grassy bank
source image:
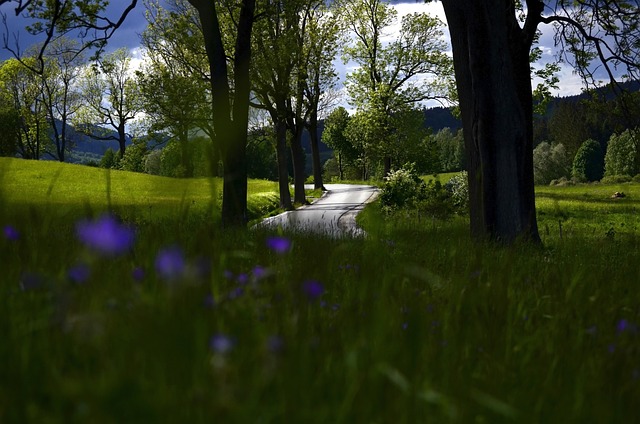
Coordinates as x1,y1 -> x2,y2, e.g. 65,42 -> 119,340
1,159 -> 639,422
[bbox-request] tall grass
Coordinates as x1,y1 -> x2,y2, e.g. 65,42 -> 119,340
1,159 -> 639,422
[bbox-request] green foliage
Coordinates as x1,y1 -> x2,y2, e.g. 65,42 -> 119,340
247,130 -> 277,180
160,140 -> 187,178
604,129 -> 638,178
533,141 -> 572,185
572,139 -> 604,182
119,139 -> 148,173
0,105 -> 20,157
144,149 -> 162,176
433,127 -> 465,172
380,164 -> 425,210
100,148 -> 120,169
443,170 -> 469,213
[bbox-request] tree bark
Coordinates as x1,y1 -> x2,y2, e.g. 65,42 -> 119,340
274,117 -> 293,210
442,0 -> 540,244
190,0 -> 255,227
290,123 -> 308,204
307,110 -> 325,190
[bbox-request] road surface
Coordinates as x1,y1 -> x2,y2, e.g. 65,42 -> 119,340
258,184 -> 379,237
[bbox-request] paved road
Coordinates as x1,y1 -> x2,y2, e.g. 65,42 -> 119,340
258,184 -> 379,237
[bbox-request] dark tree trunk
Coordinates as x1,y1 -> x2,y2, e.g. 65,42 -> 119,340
117,124 -> 127,159
274,118 -> 293,210
190,0 -> 255,227
383,156 -> 391,177
307,111 -> 325,190
290,124 -> 307,204
442,0 -> 540,244
179,132 -> 194,178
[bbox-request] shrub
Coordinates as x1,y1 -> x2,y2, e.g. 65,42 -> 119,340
380,164 -> 424,210
549,176 -> 576,186
600,175 -> 632,184
572,139 -> 604,182
99,148 -> 120,169
144,149 -> 162,175
417,179 -> 455,220
444,171 -> 469,213
160,141 -> 185,178
604,129 -> 638,178
120,140 -> 148,173
533,141 -> 571,185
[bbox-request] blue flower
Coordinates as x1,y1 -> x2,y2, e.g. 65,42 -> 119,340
155,246 -> 186,281
209,333 -> 236,354
302,280 -> 324,301
252,265 -> 269,281
266,236 -> 291,254
131,266 -> 145,282
267,335 -> 284,353
3,225 -> 20,241
68,263 -> 91,284
76,214 -> 135,256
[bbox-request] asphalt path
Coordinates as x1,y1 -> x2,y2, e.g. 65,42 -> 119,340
258,184 -> 379,237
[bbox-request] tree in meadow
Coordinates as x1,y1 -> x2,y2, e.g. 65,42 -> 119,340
339,0 -> 453,176
76,48 -> 143,159
572,139 -> 604,182
604,129 -> 639,178
37,38 -> 85,162
0,57 -> 49,159
138,0 -> 216,177
429,0 -> 640,243
322,106 -> 355,180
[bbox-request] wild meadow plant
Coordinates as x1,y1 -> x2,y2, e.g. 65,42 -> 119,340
1,159 -> 640,422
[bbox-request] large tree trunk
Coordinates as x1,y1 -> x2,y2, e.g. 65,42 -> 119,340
307,111 -> 325,190
290,124 -> 307,204
442,0 -> 540,244
274,118 -> 293,210
191,0 -> 255,227
117,124 -> 127,159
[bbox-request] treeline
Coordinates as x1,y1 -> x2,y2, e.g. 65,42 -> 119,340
532,86 -> 640,185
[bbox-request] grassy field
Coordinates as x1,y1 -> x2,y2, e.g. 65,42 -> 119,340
1,158 -> 639,423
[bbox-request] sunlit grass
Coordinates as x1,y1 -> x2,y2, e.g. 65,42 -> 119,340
1,158 -> 639,422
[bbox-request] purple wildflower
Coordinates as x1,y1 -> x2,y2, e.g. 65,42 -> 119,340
68,263 -> 91,284
209,333 -> 236,354
252,265 -> 268,280
3,225 -> 20,241
223,269 -> 234,280
203,294 -> 216,309
302,280 -> 324,301
267,335 -> 284,353
616,318 -> 637,334
237,273 -> 249,285
131,266 -> 145,282
155,246 -> 186,281
76,214 -> 135,256
266,236 -> 291,254
228,286 -> 244,300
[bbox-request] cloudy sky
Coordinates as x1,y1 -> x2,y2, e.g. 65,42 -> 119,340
0,0 -> 587,100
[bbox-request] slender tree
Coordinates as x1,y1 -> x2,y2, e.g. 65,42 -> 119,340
187,0 -> 256,226
76,48 -> 143,158
339,0 -> 452,176
37,37 -> 84,162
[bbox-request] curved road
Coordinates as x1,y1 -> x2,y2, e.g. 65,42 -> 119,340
258,184 -> 379,237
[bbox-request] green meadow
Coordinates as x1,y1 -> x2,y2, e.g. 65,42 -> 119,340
1,157 -> 639,423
